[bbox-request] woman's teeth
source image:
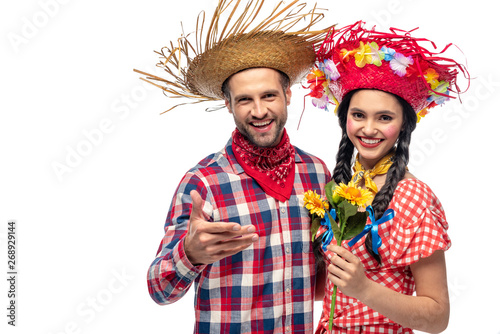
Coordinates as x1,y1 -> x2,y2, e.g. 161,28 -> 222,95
360,137 -> 382,144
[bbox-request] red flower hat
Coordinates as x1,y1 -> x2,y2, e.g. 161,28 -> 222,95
307,21 -> 469,121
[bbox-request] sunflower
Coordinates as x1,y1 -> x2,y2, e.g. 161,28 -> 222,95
303,190 -> 329,218
334,182 -> 373,208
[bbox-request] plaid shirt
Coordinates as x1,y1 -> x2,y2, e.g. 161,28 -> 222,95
148,137 -> 331,334
316,179 -> 451,334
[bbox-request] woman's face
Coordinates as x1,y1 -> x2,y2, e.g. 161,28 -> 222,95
346,89 -> 404,170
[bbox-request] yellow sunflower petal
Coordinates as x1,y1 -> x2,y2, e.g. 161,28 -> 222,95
334,182 -> 373,208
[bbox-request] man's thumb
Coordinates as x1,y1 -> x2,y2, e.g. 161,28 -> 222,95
189,190 -> 205,220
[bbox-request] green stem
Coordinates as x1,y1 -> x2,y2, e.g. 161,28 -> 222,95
328,235 -> 343,331
328,284 -> 338,331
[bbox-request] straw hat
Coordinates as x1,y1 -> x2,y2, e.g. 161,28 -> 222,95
134,0 -> 334,113
306,21 -> 469,121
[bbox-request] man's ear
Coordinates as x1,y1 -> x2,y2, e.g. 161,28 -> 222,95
285,86 -> 292,106
225,99 -> 232,113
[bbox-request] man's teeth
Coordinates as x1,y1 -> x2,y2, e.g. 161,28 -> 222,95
253,120 -> 272,127
361,138 -> 382,144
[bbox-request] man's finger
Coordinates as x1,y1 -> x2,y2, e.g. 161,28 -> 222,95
215,237 -> 259,258
189,190 -> 207,221
199,222 -> 255,234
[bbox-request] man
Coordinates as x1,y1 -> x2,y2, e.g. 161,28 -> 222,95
139,1 -> 333,333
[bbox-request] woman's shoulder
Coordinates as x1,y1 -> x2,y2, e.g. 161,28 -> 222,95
392,177 -> 442,213
396,176 -> 434,195
385,176 -> 450,265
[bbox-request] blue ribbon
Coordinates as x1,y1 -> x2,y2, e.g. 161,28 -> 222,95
320,209 -> 336,251
348,206 -> 395,255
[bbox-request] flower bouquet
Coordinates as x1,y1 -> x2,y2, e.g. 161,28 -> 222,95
304,180 -> 373,331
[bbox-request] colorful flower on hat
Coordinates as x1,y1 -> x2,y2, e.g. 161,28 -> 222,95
340,48 -> 356,62
306,61 -> 337,111
312,94 -> 329,110
416,107 -> 430,123
306,68 -> 326,97
320,59 -> 340,81
354,41 -> 373,68
390,53 -> 414,77
424,68 -> 440,89
368,42 -> 384,66
380,46 -> 396,61
351,41 -> 384,68
427,81 -> 450,105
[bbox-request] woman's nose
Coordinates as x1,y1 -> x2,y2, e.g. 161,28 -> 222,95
362,120 -> 377,136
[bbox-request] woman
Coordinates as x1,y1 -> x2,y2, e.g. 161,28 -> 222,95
307,22 -> 469,333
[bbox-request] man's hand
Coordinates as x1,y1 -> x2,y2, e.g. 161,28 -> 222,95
184,190 -> 259,265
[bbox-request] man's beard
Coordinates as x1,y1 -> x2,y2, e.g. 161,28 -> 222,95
233,110 -> 287,148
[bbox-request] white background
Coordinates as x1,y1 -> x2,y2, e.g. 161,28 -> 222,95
2,0 -> 499,333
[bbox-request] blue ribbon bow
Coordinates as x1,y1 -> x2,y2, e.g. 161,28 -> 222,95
348,206 -> 395,255
320,209 -> 337,251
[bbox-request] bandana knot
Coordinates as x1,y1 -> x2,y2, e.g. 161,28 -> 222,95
351,151 -> 395,197
232,128 -> 295,202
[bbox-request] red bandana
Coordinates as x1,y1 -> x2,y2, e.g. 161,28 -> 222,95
232,128 -> 295,202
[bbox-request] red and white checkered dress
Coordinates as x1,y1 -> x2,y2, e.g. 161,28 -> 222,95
316,179 -> 451,334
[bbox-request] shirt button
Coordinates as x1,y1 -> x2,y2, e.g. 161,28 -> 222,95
285,247 -> 290,254
281,208 -> 286,213
286,287 -> 291,293
189,271 -> 195,276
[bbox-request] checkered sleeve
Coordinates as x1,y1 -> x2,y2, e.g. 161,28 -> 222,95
147,172 -> 210,305
388,179 -> 451,266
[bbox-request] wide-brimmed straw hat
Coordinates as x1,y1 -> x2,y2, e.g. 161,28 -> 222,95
306,21 -> 469,121
134,0 -> 334,113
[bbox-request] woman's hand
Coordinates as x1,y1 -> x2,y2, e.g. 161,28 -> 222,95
325,244 -> 450,333
326,244 -> 371,300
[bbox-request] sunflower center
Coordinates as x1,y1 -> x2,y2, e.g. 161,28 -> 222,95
346,187 -> 361,198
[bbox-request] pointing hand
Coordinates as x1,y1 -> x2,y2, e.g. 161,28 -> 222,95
184,190 -> 259,265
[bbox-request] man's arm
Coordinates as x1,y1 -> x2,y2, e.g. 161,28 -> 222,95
147,175 -> 204,305
147,175 -> 257,305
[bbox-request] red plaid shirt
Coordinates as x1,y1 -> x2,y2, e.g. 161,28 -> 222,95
316,179 -> 451,334
148,138 -> 331,334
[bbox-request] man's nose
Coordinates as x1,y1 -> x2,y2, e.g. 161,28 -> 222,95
251,100 -> 267,118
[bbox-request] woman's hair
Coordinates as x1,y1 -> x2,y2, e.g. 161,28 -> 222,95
314,89 -> 417,267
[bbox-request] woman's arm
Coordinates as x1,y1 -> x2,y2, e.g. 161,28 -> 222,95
327,245 -> 449,333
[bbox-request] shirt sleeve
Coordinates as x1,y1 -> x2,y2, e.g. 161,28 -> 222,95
147,172 -> 210,305
387,179 -> 451,267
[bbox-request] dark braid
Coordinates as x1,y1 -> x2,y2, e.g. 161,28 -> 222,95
314,89 -> 417,267
332,94 -> 356,185
313,91 -> 357,271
